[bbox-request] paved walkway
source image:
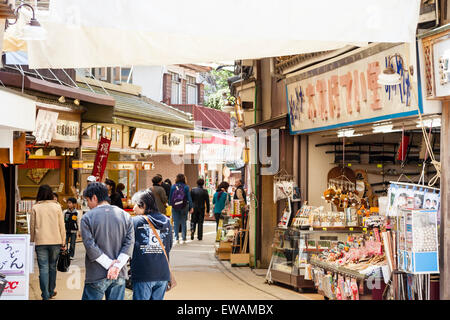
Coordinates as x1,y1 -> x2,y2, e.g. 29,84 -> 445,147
29,222 -> 323,300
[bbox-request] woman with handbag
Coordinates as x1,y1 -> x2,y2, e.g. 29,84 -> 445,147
212,182 -> 231,231
130,189 -> 175,300
30,184 -> 66,300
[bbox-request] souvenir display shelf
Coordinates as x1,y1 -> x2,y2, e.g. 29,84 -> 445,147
267,226 -> 365,292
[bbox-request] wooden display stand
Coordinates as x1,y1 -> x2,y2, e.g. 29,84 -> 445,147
230,253 -> 250,266
216,240 -> 232,261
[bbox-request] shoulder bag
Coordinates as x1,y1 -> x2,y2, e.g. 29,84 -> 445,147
142,215 -> 177,291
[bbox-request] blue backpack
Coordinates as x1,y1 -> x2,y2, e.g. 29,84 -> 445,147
172,184 -> 186,210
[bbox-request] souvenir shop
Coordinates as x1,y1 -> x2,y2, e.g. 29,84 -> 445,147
15,103 -> 82,234
264,42 -> 443,300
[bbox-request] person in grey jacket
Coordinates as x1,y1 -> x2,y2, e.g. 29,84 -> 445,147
80,182 -> 135,300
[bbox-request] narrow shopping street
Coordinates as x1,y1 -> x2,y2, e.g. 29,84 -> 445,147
29,221 -> 322,300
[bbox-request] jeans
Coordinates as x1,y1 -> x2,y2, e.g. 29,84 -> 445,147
82,278 -> 126,300
172,207 -> 188,241
132,281 -> 168,300
65,232 -> 77,258
35,245 -> 60,300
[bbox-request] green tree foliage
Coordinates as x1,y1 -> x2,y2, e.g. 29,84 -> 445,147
203,69 -> 234,110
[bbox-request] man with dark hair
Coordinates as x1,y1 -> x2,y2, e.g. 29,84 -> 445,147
190,178 -> 210,240
80,182 -> 134,300
150,174 -> 168,214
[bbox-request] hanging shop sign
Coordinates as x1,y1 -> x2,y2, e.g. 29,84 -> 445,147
0,235 -> 32,300
54,119 -> 80,142
91,136 -> 111,182
81,123 -> 124,149
72,160 -> 155,171
130,128 -> 159,150
142,162 -> 155,170
286,43 -> 420,134
32,109 -> 59,144
156,133 -> 185,153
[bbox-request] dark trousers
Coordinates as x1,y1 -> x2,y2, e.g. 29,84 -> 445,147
190,208 -> 205,240
65,232 -> 77,258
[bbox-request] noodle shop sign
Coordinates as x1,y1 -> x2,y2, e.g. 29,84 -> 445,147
286,43 -> 418,134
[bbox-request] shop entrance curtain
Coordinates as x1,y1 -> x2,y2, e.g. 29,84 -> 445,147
27,0 -> 421,69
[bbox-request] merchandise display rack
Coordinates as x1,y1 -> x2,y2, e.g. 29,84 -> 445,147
309,257 -> 367,281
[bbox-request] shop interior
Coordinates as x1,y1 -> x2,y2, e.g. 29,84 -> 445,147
266,114 -> 441,300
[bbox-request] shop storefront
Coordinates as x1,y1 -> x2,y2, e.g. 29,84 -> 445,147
418,23 -> 450,300
15,101 -> 83,234
0,88 -> 35,235
265,42 -> 443,300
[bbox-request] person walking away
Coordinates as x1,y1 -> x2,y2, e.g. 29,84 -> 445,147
150,175 -> 168,214
130,189 -> 173,300
105,178 -> 124,209
162,178 -> 172,199
63,197 -> 79,260
169,174 -> 193,244
190,178 -> 210,240
30,184 -> 66,300
117,183 -> 126,199
80,182 -> 134,300
212,182 -> 231,231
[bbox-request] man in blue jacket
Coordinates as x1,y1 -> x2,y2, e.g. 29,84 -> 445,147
131,189 -> 173,300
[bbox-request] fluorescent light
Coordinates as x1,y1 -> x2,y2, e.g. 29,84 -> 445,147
417,118 -> 441,128
337,128 -> 363,138
373,124 -> 394,133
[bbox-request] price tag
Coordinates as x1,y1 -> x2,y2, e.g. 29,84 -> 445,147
322,227 -> 327,231
363,228 -> 367,232
347,163 -> 352,167
349,227 -> 354,231
377,164 -> 383,168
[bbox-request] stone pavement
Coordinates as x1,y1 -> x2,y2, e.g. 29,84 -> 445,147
29,222 -> 323,301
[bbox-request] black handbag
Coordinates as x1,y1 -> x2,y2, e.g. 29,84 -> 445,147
57,249 -> 71,272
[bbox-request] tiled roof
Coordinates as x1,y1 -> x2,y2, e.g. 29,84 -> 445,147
77,83 -> 194,129
170,104 -> 230,131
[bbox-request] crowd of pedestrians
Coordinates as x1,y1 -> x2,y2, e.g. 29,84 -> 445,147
29,172 -> 244,300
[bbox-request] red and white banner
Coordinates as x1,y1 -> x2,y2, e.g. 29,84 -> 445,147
91,136 -> 111,182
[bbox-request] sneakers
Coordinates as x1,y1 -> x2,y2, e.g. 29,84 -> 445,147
176,239 -> 180,244
180,239 -> 185,244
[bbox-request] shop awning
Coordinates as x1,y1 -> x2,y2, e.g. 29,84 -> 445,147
0,71 -> 115,106
24,0 -> 420,68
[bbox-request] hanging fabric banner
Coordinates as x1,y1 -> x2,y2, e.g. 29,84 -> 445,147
91,136 -> 111,182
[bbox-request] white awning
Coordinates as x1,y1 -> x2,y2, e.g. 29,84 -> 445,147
26,0 -> 421,69
0,88 -> 36,162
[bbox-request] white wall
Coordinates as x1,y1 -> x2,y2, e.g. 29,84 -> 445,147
132,66 -> 164,102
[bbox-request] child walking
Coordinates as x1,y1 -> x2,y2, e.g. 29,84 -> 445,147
63,198 -> 79,259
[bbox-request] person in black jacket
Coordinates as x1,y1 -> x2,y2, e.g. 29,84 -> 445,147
161,178 -> 172,199
105,179 -> 124,209
190,178 -> 210,240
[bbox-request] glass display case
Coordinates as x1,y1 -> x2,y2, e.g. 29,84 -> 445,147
267,227 -> 317,291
